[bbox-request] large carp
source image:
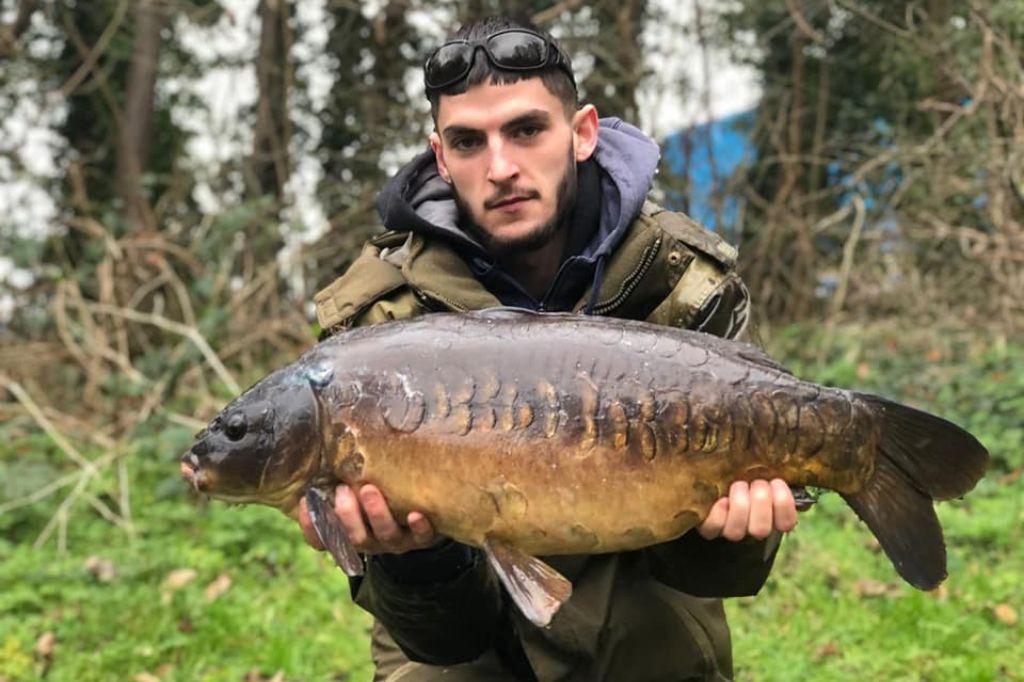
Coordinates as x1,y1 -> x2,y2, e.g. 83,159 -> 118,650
181,310 -> 988,626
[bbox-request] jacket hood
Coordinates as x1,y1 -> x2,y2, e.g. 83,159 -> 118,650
374,118 -> 660,310
376,118 -> 660,262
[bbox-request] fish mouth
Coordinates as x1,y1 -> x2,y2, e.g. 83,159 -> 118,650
180,453 -> 208,493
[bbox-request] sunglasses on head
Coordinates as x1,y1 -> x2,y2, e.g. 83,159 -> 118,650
424,28 -> 577,92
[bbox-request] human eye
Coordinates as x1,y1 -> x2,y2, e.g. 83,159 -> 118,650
449,134 -> 483,152
514,124 -> 543,140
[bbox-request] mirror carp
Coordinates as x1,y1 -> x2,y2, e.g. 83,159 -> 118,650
181,309 -> 988,626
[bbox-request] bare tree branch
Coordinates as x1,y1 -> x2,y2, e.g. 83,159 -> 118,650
532,0 -> 587,25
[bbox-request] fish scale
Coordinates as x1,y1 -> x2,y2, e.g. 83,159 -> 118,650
183,309 -> 989,627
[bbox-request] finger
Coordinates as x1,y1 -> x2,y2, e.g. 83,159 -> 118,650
722,481 -> 751,541
359,485 -> 403,544
697,497 -> 729,540
746,480 -> 774,539
335,484 -> 370,548
771,479 -> 798,532
298,496 -> 324,550
407,511 -> 436,547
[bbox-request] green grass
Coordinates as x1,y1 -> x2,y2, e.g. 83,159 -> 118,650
2,325 -> 1022,681
0,433 -> 372,682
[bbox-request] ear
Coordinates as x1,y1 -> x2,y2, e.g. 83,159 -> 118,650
429,132 -> 451,183
571,104 -> 600,162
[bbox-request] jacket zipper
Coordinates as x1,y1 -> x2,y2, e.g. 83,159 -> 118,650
589,236 -> 662,316
417,289 -> 469,313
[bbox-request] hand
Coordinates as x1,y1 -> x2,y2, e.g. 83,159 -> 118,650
697,479 -> 798,541
298,483 -> 440,555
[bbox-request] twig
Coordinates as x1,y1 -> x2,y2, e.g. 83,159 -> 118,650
0,462 -> 96,515
84,303 -> 241,394
785,0 -> 826,43
2,376 -> 97,475
35,467 -> 92,550
165,411 -> 208,432
833,0 -> 912,39
830,194 -> 867,318
86,492 -> 131,533
58,0 -> 130,100
532,0 -> 587,25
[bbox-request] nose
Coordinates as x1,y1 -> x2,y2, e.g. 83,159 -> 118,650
486,142 -> 519,184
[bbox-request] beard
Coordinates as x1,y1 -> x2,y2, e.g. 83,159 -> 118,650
454,144 -> 578,256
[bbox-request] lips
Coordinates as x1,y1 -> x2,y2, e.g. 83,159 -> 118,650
491,197 -> 527,210
486,192 -> 537,210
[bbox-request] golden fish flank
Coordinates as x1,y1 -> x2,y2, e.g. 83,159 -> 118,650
182,309 -> 989,627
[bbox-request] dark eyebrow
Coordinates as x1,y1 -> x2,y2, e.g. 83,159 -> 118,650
441,125 -> 482,142
500,110 -> 552,135
441,109 -> 553,142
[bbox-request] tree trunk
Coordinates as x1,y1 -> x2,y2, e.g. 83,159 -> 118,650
116,0 -> 165,233
252,0 -> 292,199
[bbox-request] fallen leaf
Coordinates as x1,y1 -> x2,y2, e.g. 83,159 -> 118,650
35,632 -> 56,658
993,603 -> 1019,627
854,579 -> 892,598
164,568 -> 198,591
135,674 -> 161,682
205,573 -> 232,601
856,362 -> 871,379
813,641 -> 840,662
925,348 -> 943,362
84,556 -> 116,582
930,584 -> 949,601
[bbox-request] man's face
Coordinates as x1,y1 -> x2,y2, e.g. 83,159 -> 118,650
430,78 -> 598,254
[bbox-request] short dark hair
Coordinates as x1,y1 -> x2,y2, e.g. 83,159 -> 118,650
426,16 -> 579,123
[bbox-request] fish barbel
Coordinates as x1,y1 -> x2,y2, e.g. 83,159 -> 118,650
181,309 -> 988,626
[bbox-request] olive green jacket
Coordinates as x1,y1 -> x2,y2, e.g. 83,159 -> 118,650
314,202 -> 780,682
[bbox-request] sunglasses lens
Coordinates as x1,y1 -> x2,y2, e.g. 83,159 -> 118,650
427,43 -> 473,87
487,32 -> 548,69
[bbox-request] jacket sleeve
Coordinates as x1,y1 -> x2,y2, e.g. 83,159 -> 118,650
644,269 -> 783,597
645,528 -> 782,597
351,541 -> 505,665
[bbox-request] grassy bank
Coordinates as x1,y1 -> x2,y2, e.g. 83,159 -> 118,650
2,325 -> 1021,681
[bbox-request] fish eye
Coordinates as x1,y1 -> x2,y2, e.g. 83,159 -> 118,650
225,413 -> 247,441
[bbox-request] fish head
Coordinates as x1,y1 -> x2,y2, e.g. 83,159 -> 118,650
181,366 -> 325,508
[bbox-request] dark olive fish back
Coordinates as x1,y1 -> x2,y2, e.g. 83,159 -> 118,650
186,309 -> 988,624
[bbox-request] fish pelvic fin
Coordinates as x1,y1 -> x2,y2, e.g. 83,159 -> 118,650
842,394 -> 989,590
306,487 -> 365,577
483,537 -> 572,628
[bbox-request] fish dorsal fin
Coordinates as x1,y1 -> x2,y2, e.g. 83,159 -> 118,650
730,341 -> 793,375
305,488 -> 364,577
484,537 -> 572,627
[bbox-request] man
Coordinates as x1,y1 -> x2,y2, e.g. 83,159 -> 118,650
300,15 -> 797,682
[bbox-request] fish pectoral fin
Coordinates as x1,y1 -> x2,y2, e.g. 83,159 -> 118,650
305,488 -> 364,577
791,486 -> 818,511
483,537 -> 572,628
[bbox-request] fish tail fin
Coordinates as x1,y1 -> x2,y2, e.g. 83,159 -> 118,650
840,394 -> 988,590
